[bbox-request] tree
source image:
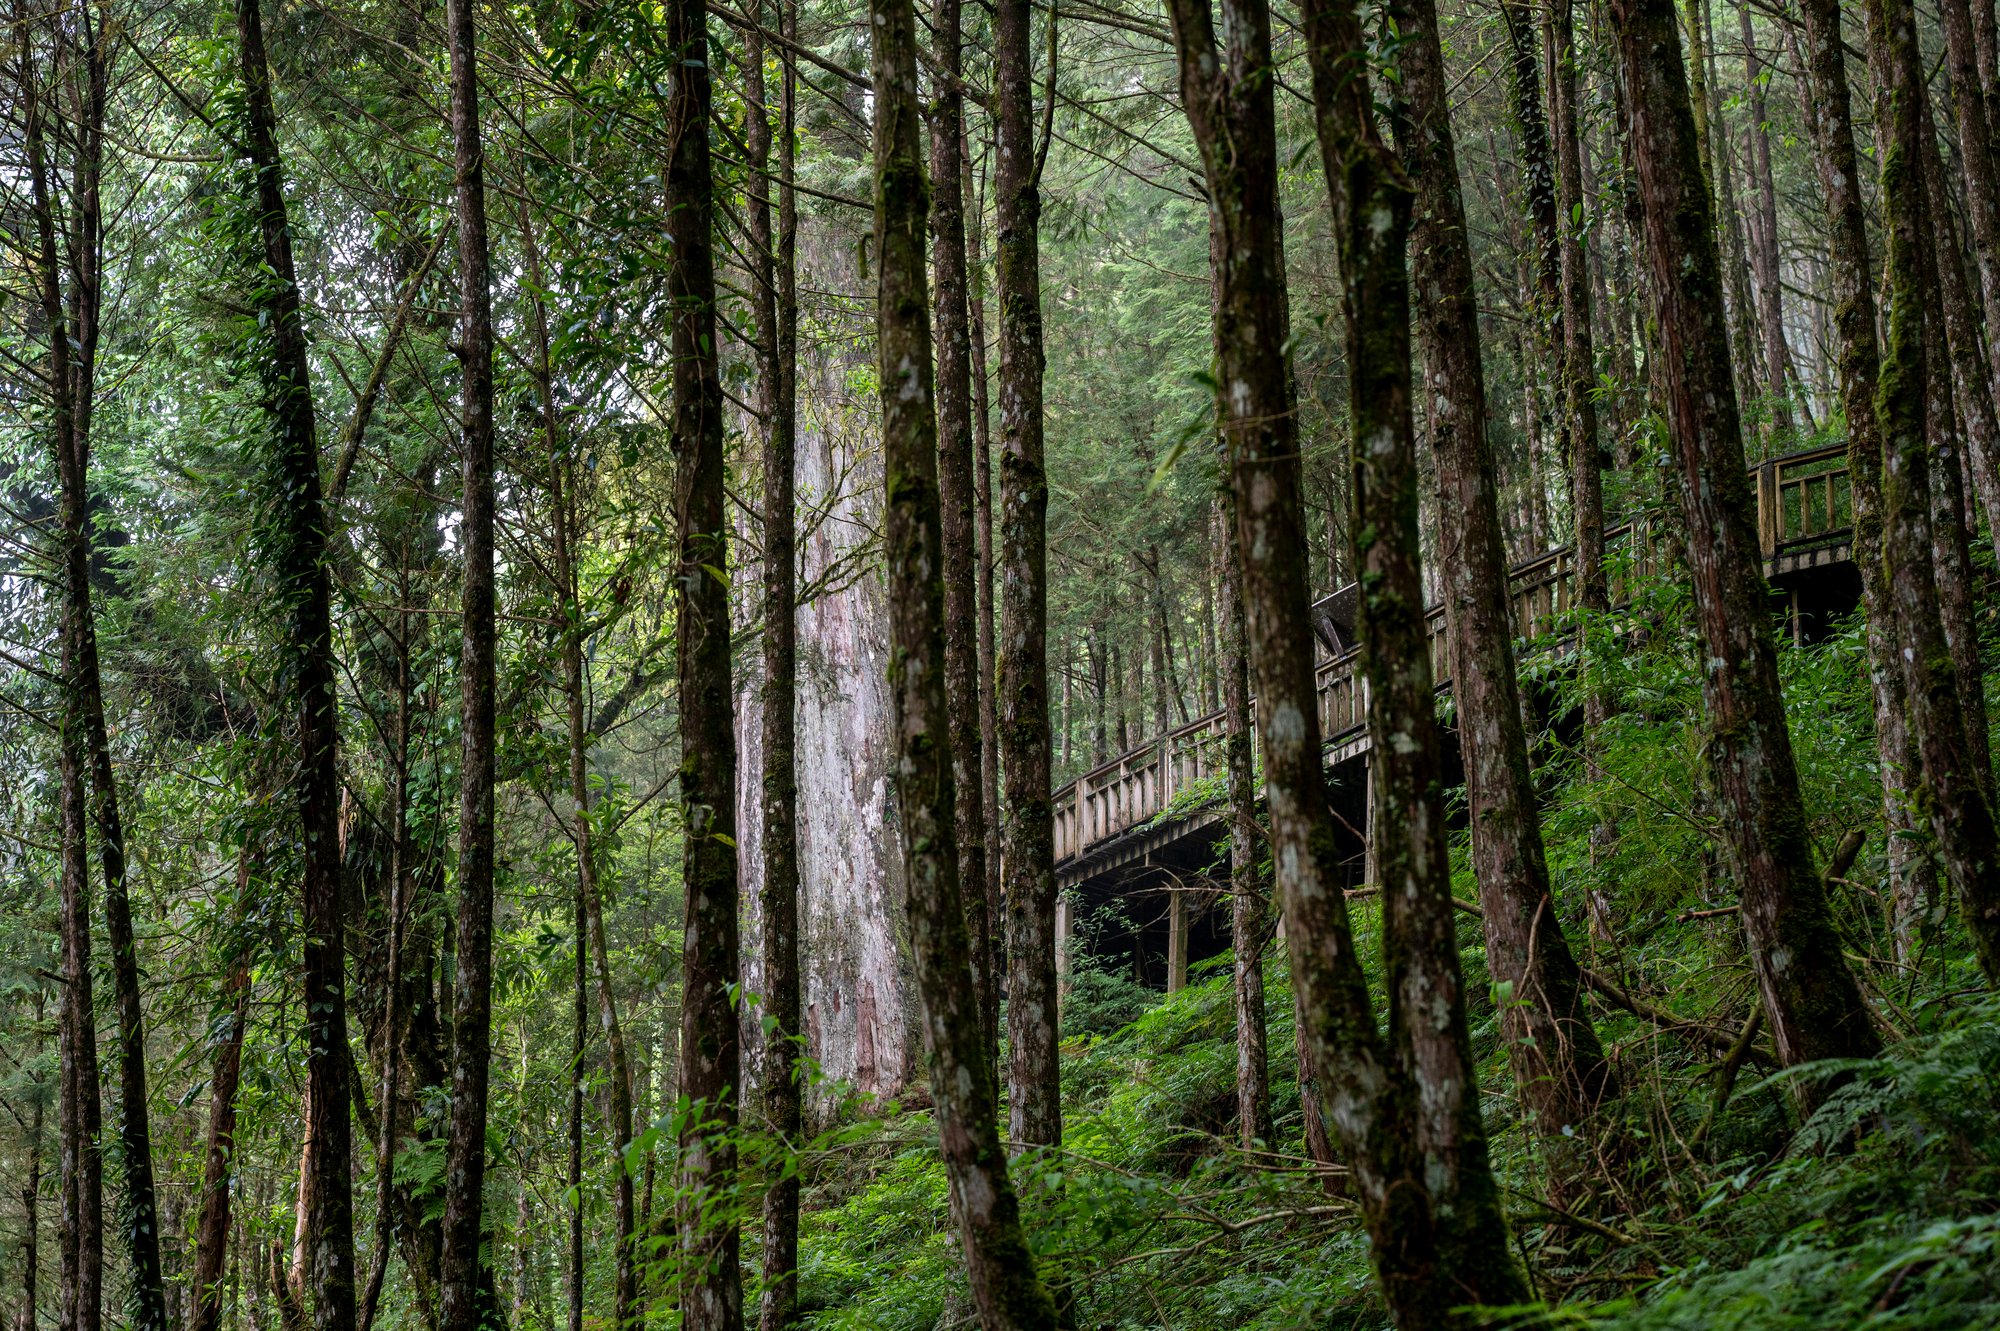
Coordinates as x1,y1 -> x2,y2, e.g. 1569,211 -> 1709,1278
996,0 -> 1062,1149
1606,0 -> 1879,1068
665,0 -> 743,1318
1398,0 -> 1616,1146
233,2 -> 360,1327
870,0 -> 1062,1321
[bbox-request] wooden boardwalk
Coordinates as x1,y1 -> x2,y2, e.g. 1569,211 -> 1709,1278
1052,442 -> 1858,890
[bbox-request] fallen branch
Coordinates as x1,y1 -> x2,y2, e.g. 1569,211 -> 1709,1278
1579,968 -> 1779,1068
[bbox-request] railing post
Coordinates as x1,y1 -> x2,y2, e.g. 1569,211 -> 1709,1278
1757,459 -> 1779,556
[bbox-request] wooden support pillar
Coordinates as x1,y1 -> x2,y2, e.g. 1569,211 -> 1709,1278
1166,886 -> 1188,994
1055,892 -> 1073,1002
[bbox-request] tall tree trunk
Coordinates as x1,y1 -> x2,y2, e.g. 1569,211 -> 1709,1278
1500,0 -> 1567,475
189,879 -> 252,1331
20,36 -> 102,1331
748,6 -> 803,1323
868,1 -> 1061,1324
1400,0 -> 1616,1150
665,0 -> 742,1316
1735,0 -> 1792,433
1921,106 -> 2000,559
995,0 -> 1061,1152
966,130 -> 1006,1014
1215,500 -> 1270,1150
233,5 -> 362,1329
931,0 -> 997,1066
17,1062 -> 43,1331
1936,0 -> 2000,393
438,0 -> 502,1323
1866,0 -> 2000,982
1792,0 -> 1938,962
1608,0 -> 1882,1068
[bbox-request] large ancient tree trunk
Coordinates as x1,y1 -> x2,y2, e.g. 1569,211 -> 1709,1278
438,0 -> 502,1324
1865,0 -> 2000,983
665,0 -> 742,1317
1398,0 -> 1615,1148
930,0 -> 998,1061
868,0 -> 1061,1323
1608,0 -> 1880,1067
1792,0 -> 1936,959
747,5 -> 803,1324
995,0 -> 1062,1149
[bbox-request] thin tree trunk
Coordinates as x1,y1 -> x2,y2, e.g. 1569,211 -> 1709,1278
666,0 -> 742,1314
17,1065 -> 44,1331
438,0 -> 501,1322
1216,501 -> 1270,1149
1736,0 -> 1792,433
1500,0 -> 1567,476
1936,0 -> 2000,393
1921,301 -> 1991,794
1921,105 -> 2000,555
1866,0 -> 2000,982
965,131 -> 1005,1008
189,882 -> 252,1331
869,1 -> 1061,1322
1609,0 -> 1882,1067
233,6 -> 361,1329
19,34 -> 101,1331
1402,0 -> 1616,1152
1792,0 -> 1938,961
750,3 -> 803,1325
995,0 -> 1062,1152
931,0 -> 997,1064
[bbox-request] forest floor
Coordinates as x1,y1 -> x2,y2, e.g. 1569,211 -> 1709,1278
779,601 -> 2000,1330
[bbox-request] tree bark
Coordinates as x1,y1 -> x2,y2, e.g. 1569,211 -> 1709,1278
666,0 -> 742,1317
995,0 -> 1061,1151
931,0 -> 998,1068
1399,0 -> 1616,1148
869,1 -> 1062,1323
19,34 -> 102,1331
746,4 -> 803,1326
1608,0 -> 1881,1068
1791,0 -> 1938,962
1213,497 -> 1271,1151
966,130 -> 1006,1018
438,0 -> 502,1323
1500,0 -> 1567,472
1866,0 -> 2000,983
234,5 -> 363,1328
1735,0 -> 1792,434
1936,0 -> 2000,394
189,878 -> 252,1331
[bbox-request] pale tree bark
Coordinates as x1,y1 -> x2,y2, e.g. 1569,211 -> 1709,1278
1791,0 -> 1938,959
996,0 -> 1061,1150
1609,0 -> 1881,1069
1735,0 -> 1793,432
1399,0 -> 1616,1155
666,0 -> 742,1317
869,0 -> 1062,1323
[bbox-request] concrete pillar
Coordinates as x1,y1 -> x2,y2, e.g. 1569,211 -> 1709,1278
1166,887 -> 1188,994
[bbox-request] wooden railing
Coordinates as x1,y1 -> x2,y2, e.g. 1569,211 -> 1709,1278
1051,442 -> 1853,869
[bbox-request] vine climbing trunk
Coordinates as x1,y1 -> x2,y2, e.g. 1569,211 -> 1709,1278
234,2 -> 361,1328
868,0 -> 1062,1322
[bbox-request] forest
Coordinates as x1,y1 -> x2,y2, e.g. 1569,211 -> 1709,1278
3,0 -> 2000,1322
